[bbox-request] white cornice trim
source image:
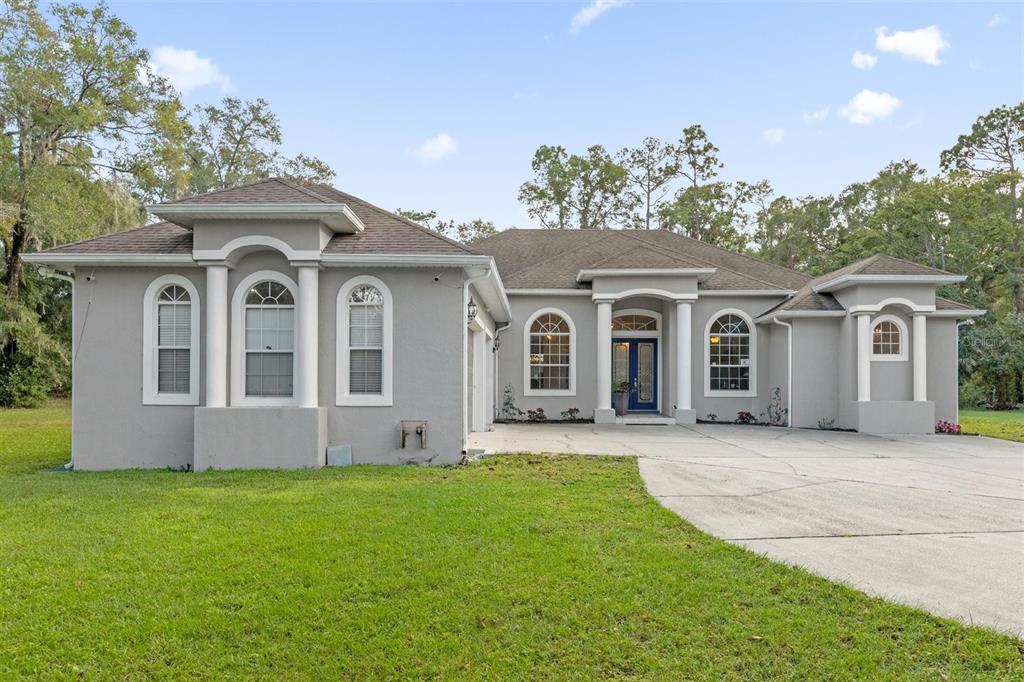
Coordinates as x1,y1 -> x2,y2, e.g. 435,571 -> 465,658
927,309 -> 987,318
577,267 -> 716,283
505,288 -> 593,296
22,253 -> 195,266
755,310 -> 846,323
320,253 -> 491,267
812,273 -> 965,293
147,202 -> 365,233
848,299 -> 935,314
700,289 -> 793,297
592,290 -> 698,302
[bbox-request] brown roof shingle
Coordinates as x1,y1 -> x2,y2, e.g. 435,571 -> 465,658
45,222 -> 193,254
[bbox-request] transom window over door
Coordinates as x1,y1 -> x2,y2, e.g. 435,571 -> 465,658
524,309 -> 575,395
612,314 -> 658,331
157,285 -> 191,394
348,284 -> 384,394
705,310 -> 755,396
244,281 -> 295,397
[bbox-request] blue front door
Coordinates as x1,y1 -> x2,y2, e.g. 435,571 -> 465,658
612,338 -> 658,412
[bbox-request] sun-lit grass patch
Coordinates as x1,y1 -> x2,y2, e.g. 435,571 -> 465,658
0,404 -> 1020,679
960,409 -> 1024,443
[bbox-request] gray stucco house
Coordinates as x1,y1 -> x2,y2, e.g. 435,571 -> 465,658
25,178 -> 985,470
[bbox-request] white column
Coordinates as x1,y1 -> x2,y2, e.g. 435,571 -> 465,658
205,265 -> 228,407
675,301 -> 695,424
856,313 -> 871,402
296,265 -> 319,408
913,314 -> 927,402
595,300 -> 614,423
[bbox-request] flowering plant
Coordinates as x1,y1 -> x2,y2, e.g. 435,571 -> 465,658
935,420 -> 962,435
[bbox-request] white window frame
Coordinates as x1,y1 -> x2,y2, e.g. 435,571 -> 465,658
871,314 -> 909,362
231,270 -> 299,407
336,275 -> 393,406
142,274 -> 200,406
704,308 -> 757,398
523,307 -> 576,397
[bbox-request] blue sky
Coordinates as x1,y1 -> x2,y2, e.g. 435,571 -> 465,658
116,1 -> 1021,227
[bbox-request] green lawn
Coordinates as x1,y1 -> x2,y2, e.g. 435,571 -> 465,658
960,409 -> 1024,443
0,405 -> 1021,679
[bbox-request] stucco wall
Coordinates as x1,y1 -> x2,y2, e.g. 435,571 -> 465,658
791,318 -> 840,428
70,266 -> 205,470
192,219 -> 326,254
928,318 -> 959,423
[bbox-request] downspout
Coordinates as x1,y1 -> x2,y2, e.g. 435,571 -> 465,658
955,319 -> 974,424
773,317 -> 793,427
491,320 -> 512,422
37,266 -> 76,469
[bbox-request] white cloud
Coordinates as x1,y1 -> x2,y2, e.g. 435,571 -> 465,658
874,25 -> 949,66
148,45 -> 231,93
414,133 -> 458,161
851,50 -> 877,70
801,108 -> 829,122
570,0 -> 629,34
839,89 -> 902,125
987,14 -> 1007,28
762,128 -> 784,144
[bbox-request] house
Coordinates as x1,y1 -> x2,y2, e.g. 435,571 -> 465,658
24,179 -> 986,470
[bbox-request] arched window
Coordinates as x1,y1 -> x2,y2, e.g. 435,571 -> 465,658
705,309 -> 756,397
337,275 -> 393,406
611,313 -> 658,331
143,275 -> 200,405
524,308 -> 575,396
871,315 -> 908,361
243,281 -> 295,397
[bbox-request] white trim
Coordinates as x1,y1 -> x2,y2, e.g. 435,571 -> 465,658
142,275 -> 201,406
755,310 -> 846,323
848,297 -> 935,314
23,253 -> 194,266
700,289 -> 793,297
592,289 -> 698,302
611,308 -> 663,338
578,268 -> 716,282
772,318 -> 793,427
927,309 -> 987,318
321,253 -> 490,267
813,273 -> 965,293
336,275 -> 394,406
148,203 -> 366,233
505,288 -> 593,296
194,235 -> 322,263
703,308 -> 757,398
523,307 -> 577,397
870,314 -> 908,362
230,270 -> 299,407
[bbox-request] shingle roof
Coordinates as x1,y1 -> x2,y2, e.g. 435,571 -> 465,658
35,179 -> 471,256
472,228 -> 809,291
759,254 -> 961,317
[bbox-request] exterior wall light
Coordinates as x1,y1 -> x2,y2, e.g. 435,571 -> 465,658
467,300 -> 478,322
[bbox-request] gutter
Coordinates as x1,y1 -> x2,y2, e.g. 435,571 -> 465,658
773,318 -> 793,428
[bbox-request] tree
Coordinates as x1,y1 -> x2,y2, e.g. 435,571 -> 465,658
518,144 -> 632,229
394,209 -> 498,245
657,181 -> 746,248
677,124 -> 722,190
0,0 -> 182,301
617,136 -> 680,229
141,97 -> 335,201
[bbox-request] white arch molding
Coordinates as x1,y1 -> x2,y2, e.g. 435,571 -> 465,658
523,307 -> 577,397
193,234 -> 322,264
142,274 -> 201,405
230,270 -> 300,406
703,307 -> 757,398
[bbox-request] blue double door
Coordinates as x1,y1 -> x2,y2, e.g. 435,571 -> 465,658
612,338 -> 658,412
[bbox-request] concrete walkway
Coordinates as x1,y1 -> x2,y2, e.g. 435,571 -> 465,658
468,423 -> 1024,636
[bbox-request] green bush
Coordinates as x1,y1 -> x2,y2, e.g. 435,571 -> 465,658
0,358 -> 51,407
958,376 -> 992,409
0,299 -> 69,408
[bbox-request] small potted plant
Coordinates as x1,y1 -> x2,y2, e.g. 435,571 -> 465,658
614,380 -> 632,416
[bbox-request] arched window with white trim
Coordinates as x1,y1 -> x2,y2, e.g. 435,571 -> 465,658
143,275 -> 200,405
337,275 -> 393,406
524,308 -> 576,396
704,309 -> 756,397
230,271 -> 299,406
871,314 -> 908,361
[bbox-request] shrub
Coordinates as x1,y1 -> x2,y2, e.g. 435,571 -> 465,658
736,411 -> 756,424
526,408 -> 547,422
957,376 -> 992,409
0,300 -> 68,408
762,387 -> 788,426
935,420 -> 962,435
498,384 -> 524,421
817,417 -> 836,430
560,407 -> 581,421
706,413 -> 718,422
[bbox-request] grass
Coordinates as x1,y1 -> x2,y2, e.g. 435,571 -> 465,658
960,409 -> 1024,443
0,405 -> 1021,679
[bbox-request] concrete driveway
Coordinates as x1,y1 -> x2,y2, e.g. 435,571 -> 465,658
468,423 -> 1024,635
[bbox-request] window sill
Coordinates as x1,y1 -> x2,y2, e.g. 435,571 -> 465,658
231,396 -> 300,407
524,389 -> 576,397
143,393 -> 199,406
871,355 -> 908,362
704,390 -> 757,398
337,394 -> 392,407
